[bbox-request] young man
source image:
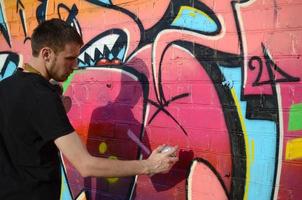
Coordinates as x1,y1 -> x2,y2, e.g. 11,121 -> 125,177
0,19 -> 178,200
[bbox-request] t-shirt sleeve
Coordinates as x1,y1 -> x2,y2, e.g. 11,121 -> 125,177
30,82 -> 74,143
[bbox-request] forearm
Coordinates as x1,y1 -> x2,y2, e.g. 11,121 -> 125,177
84,156 -> 150,178
55,132 -> 178,178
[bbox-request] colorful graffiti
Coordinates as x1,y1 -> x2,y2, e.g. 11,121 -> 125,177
0,0 -> 301,199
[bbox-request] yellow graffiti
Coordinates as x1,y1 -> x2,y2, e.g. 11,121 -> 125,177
75,191 -> 87,200
107,156 -> 119,184
230,88 -> 251,200
98,142 -> 108,154
189,12 -> 196,18
98,142 -> 120,183
286,138 -> 302,160
173,5 -> 215,24
251,139 -> 255,165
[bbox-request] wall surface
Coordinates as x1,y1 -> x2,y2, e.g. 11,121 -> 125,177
0,0 -> 302,200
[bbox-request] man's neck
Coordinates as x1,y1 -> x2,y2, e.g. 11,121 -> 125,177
26,59 -> 50,80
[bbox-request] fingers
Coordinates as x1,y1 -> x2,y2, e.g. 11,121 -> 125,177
161,157 -> 178,174
161,145 -> 178,157
168,156 -> 179,163
147,144 -> 179,176
153,144 -> 166,153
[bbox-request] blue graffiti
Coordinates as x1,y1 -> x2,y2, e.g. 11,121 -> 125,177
0,61 -> 16,80
220,66 -> 277,200
116,46 -> 126,61
0,53 -> 19,81
171,6 -> 218,33
86,0 -> 112,6
60,166 -> 73,200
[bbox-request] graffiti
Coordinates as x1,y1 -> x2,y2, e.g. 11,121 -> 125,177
16,0 -> 30,43
87,0 -> 112,6
78,29 -> 126,66
0,0 -> 10,47
147,92 -> 190,136
187,158 -> 229,200
286,138 -> 302,161
288,103 -> 302,131
0,51 -> 19,81
248,44 -> 300,86
36,0 -> 47,23
0,0 -> 301,199
57,3 -> 82,37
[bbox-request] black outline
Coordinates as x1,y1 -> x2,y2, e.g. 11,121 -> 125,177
74,65 -> 149,200
57,3 -> 83,37
147,92 -> 190,136
78,29 -> 127,66
74,190 -> 87,200
186,158 -> 230,200
233,1 -> 281,199
36,0 -> 47,23
248,43 -> 300,86
16,0 -> 31,43
173,41 -> 246,199
0,2 -> 11,47
0,51 -> 19,79
59,155 -> 74,199
144,0 -> 222,43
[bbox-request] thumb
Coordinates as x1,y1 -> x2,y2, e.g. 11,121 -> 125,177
154,144 -> 166,153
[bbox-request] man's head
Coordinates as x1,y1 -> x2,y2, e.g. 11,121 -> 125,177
31,19 -> 83,81
31,18 -> 83,57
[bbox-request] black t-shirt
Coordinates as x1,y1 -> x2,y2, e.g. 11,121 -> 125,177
0,69 -> 74,200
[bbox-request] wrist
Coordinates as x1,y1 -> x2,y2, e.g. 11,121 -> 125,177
140,159 -> 152,175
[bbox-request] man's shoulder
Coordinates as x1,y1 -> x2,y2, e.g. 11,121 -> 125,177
0,70 -> 28,88
0,71 -> 18,88
0,71 -> 43,99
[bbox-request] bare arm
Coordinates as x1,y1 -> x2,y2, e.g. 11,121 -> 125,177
54,132 -> 178,178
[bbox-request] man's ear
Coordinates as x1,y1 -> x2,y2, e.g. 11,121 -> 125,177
40,47 -> 53,62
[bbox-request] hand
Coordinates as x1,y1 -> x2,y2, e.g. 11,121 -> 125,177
145,144 -> 179,176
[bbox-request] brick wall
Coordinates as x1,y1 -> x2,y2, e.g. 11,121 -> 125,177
0,0 -> 301,199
